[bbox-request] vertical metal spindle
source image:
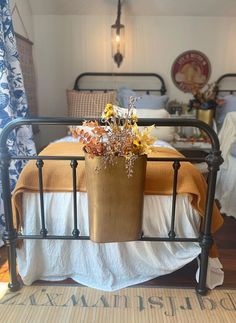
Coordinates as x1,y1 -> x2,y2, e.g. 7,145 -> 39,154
36,159 -> 48,237
70,159 -> 80,238
168,160 -> 180,239
0,147 -> 21,291
196,151 -> 223,295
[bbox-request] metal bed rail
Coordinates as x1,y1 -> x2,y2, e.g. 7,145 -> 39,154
0,117 -> 223,295
73,72 -> 167,95
216,73 -> 236,94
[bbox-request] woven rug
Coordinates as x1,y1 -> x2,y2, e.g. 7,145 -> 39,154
0,283 -> 236,323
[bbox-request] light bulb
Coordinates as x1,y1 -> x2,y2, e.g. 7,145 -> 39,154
115,34 -> 120,43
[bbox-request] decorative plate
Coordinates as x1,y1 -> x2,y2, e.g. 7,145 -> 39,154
171,50 -> 211,93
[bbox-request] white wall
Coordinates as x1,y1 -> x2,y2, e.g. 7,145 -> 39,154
33,15 -> 236,146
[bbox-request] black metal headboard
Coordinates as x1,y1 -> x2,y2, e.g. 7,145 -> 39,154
73,72 -> 167,95
216,73 -> 236,95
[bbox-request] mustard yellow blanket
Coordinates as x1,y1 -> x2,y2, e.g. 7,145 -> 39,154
12,142 -> 223,256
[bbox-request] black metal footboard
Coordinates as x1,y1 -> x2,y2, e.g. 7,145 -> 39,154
0,117 -> 223,295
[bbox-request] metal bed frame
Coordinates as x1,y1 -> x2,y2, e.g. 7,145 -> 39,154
0,116 -> 223,296
216,73 -> 236,94
73,72 -> 167,95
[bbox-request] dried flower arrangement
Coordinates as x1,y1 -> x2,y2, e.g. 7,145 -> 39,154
70,103 -> 156,177
189,83 -> 225,111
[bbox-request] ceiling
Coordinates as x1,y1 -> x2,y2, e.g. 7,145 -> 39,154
28,0 -> 236,17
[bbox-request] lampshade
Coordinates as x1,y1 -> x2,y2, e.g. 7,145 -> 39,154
111,0 -> 125,68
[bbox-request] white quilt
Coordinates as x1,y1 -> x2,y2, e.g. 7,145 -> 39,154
215,112 -> 236,218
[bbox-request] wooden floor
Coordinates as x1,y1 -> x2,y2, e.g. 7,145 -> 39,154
0,214 -> 236,288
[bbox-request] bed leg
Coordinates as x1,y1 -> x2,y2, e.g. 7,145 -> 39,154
0,148 -> 21,291
3,230 -> 21,292
196,151 -> 223,295
196,234 -> 212,296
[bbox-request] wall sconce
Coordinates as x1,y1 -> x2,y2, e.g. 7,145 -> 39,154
111,0 -> 125,68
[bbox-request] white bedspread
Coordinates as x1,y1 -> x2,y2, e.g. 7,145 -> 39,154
55,135 -> 175,149
17,192 -> 224,291
215,112 -> 236,218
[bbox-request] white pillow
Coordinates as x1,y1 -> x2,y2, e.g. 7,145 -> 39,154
136,109 -> 175,142
117,87 -> 169,109
136,109 -> 169,118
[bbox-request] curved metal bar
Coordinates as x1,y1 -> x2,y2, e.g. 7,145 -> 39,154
0,117 -> 84,149
0,116 -> 220,151
216,73 -> 236,84
216,73 -> 236,94
73,72 -> 167,95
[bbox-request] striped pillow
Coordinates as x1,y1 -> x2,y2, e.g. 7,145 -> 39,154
67,90 -> 116,118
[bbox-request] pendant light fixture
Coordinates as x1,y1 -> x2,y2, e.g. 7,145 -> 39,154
111,0 -> 125,67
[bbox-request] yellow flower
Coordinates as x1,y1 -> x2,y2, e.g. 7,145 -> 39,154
104,110 -> 114,119
132,139 -> 142,148
131,112 -> 138,123
105,103 -> 113,111
132,125 -> 156,155
102,103 -> 115,119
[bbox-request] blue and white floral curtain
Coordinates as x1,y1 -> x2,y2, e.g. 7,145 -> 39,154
0,0 -> 36,246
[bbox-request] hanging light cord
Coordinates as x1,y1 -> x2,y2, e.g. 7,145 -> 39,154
115,0 -> 122,26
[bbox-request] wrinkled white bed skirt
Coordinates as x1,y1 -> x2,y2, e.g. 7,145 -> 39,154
216,154 -> 236,218
215,112 -> 236,218
17,192 -> 224,291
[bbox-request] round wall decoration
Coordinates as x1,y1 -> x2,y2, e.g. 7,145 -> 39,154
171,50 -> 211,93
